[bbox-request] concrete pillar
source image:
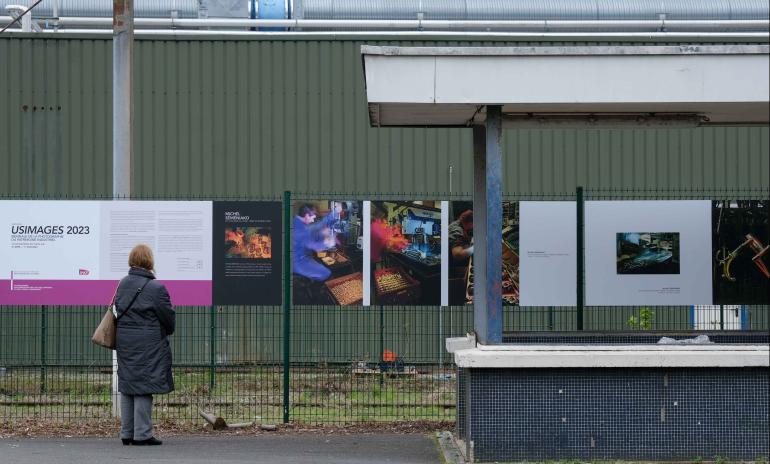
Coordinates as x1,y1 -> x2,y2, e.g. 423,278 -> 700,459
113,0 -> 133,200
112,0 -> 133,418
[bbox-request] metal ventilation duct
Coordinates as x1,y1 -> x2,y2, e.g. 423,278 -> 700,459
201,0 -> 248,18
1,0 -> 199,18
295,0 -> 770,20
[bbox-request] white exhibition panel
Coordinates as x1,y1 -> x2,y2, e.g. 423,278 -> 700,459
362,45 -> 770,126
585,200 -> 712,306
519,201 -> 577,307
0,200 -> 102,281
1,200 -> 213,306
98,201 -> 213,281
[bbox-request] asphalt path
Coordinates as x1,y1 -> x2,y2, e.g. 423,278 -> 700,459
0,434 -> 443,464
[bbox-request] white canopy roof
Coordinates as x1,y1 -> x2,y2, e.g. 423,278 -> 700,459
362,45 -> 770,127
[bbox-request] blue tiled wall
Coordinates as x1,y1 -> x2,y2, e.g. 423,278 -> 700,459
461,367 -> 769,462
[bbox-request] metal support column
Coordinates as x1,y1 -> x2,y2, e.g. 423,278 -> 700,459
112,0 -> 134,418
209,305 -> 216,392
40,305 -> 47,393
472,105 -> 503,345
282,191 -> 291,424
379,305 -> 384,387
249,0 -> 257,31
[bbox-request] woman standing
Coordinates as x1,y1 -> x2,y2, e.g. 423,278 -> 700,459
115,244 -> 175,446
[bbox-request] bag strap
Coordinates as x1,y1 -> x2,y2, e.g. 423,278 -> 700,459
109,278 -> 123,306
116,278 -> 151,321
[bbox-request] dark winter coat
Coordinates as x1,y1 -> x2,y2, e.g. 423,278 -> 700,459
115,267 -> 175,395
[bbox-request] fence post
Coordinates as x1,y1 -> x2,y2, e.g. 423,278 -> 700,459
283,190 -> 291,424
576,186 -> 584,330
547,306 -> 554,331
209,305 -> 216,392
438,305 -> 444,367
719,304 -> 725,330
40,305 -> 47,393
379,305 -> 384,387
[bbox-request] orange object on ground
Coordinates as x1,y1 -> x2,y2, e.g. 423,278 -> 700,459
382,349 -> 397,362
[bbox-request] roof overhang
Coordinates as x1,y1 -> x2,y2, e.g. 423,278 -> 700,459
362,45 -> 770,127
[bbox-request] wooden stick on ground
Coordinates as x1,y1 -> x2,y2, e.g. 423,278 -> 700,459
199,410 -> 256,430
199,410 -> 227,430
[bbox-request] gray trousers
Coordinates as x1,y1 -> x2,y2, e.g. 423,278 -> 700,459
120,393 -> 153,440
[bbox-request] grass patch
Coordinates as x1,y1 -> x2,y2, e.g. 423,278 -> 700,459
1,366 -> 456,425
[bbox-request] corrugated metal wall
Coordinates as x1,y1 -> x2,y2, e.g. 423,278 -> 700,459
2,36 -> 768,198
1,36 -> 768,364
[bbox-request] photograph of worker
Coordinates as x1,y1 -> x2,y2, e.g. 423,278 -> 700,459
712,200 -> 769,304
370,201 -> 442,305
616,232 -> 681,275
447,201 -> 519,306
292,200 -> 364,305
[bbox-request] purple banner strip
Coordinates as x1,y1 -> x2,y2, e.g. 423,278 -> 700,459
0,280 -> 212,306
164,281 -> 213,306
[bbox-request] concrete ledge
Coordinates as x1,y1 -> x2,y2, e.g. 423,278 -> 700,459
454,344 -> 770,368
445,334 -> 476,354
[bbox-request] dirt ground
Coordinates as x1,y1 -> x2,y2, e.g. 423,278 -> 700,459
0,417 -> 452,439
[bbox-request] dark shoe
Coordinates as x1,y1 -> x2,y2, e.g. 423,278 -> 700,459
133,437 -> 163,446
121,438 -> 133,446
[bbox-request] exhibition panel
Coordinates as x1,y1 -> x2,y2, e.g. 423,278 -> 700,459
519,201 -> 577,307
214,201 -> 283,305
0,200 -> 285,306
2,198 -> 766,308
291,200 -> 364,306
0,201 -> 213,306
370,201 -> 443,306
585,201 -> 713,306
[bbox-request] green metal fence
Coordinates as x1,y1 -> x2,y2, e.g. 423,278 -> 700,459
1,305 -> 768,426
1,189 -> 768,426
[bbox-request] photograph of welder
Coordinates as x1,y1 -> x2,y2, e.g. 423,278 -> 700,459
224,227 -> 272,259
712,200 -> 769,304
292,200 -> 364,305
448,201 -> 519,306
370,201 -> 442,305
616,232 -> 680,274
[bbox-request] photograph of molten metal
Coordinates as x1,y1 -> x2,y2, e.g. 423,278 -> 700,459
225,227 -> 272,259
370,201 -> 442,305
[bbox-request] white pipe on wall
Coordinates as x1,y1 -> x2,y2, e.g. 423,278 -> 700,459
1,16 -> 768,32
3,28 -> 768,41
